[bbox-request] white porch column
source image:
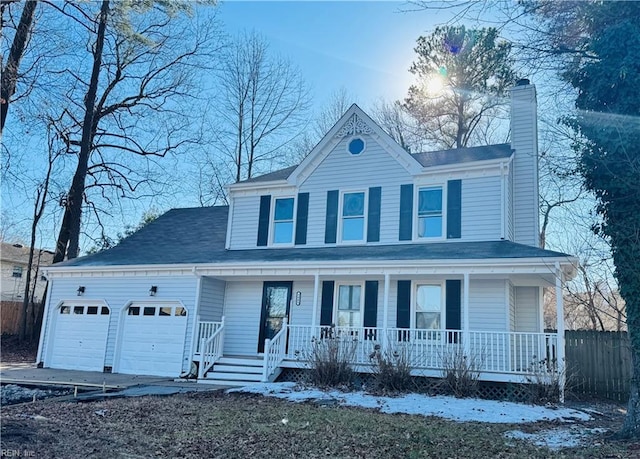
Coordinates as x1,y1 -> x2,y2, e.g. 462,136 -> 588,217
463,273 -> 470,355
382,273 -> 390,351
311,272 -> 320,328
555,262 -> 566,403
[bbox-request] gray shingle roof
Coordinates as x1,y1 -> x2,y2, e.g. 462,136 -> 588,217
240,165 -> 298,183
238,144 -> 513,185
1,242 -> 55,265
58,206 -> 571,268
411,143 -> 513,167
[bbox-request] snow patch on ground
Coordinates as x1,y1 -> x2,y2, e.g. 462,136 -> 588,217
505,427 -> 608,451
228,382 -> 591,424
1,384 -> 72,405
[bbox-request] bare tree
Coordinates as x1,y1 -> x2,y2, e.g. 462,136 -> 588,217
1,0 -> 37,134
42,1 -> 221,262
214,31 -> 310,184
18,122 -> 61,341
370,99 -> 427,153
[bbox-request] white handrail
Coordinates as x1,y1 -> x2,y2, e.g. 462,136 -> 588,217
196,321 -> 222,353
262,317 -> 288,382
198,316 -> 225,379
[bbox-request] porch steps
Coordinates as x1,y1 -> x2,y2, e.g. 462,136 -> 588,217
201,356 -> 265,387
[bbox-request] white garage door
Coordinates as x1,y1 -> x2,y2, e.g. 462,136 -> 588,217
117,304 -> 188,377
49,304 -> 110,371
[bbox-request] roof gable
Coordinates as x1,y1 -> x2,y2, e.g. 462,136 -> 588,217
286,104 -> 422,186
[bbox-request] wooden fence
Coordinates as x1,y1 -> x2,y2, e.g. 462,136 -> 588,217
1,301 -> 23,335
565,330 -> 632,402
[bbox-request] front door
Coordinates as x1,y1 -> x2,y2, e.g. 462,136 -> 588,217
258,281 -> 292,353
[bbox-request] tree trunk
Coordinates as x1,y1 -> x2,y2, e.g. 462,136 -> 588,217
18,235 -> 37,342
1,0 -> 37,134
616,337 -> 640,438
60,0 -> 110,260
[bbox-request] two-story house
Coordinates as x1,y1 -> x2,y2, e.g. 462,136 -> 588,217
37,81 -> 575,394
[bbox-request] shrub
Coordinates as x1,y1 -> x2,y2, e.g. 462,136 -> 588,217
369,343 -> 415,393
524,356 -> 566,404
306,326 -> 357,388
440,346 -> 482,398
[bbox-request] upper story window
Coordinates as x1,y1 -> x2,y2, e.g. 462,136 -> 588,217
336,283 -> 363,327
272,197 -> 295,244
341,191 -> 366,242
417,187 -> 443,238
12,266 -> 23,278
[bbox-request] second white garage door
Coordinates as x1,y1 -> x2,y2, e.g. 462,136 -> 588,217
117,303 -> 188,377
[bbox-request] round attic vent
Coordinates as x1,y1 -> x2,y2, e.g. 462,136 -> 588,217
347,137 -> 365,155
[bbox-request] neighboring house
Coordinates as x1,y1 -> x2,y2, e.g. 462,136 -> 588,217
1,242 -> 54,335
37,81 -> 576,394
1,242 -> 53,304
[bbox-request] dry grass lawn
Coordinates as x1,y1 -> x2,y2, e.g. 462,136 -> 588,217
1,390 -> 638,458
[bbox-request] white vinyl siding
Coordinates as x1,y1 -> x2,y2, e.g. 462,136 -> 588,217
288,280 -> 314,327
299,135 -> 413,246
467,279 -> 507,331
199,277 -> 225,322
229,195 -> 262,249
222,281 -> 262,356
511,84 -> 539,247
461,176 -> 502,241
43,276 -> 198,373
514,286 -> 540,332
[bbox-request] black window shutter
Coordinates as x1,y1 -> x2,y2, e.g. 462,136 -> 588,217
396,280 -> 411,328
399,184 -> 413,241
447,180 -> 462,239
367,187 -> 381,242
324,190 -> 339,244
445,280 -> 462,330
295,192 -> 309,245
320,281 -> 335,326
257,195 -> 271,246
363,281 -> 378,328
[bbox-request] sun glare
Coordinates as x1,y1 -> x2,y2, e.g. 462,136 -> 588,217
425,74 -> 445,95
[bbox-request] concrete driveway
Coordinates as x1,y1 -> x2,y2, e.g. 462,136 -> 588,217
0,362 -> 225,399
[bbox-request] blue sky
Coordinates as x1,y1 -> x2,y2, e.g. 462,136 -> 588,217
216,1 -> 444,111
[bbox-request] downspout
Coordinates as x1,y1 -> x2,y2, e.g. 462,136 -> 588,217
382,273 -> 390,351
225,194 -> 234,250
500,163 -> 506,240
311,272 -> 319,327
35,270 -> 53,365
185,267 -> 203,378
463,273 -> 470,356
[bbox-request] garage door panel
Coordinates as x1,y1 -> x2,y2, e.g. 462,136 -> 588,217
117,304 -> 188,377
48,306 -> 110,372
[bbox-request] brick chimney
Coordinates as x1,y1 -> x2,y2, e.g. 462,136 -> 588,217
510,79 -> 540,248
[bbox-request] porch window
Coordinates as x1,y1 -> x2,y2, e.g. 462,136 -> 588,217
341,192 -> 365,242
337,284 -> 362,326
417,187 -> 443,238
415,284 -> 443,338
272,197 -> 295,244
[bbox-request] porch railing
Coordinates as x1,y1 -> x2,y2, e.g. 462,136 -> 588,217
198,317 -> 225,379
195,320 -> 224,353
286,325 -> 558,376
262,318 -> 288,382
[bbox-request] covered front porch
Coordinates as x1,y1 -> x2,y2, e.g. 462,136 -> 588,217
195,321 -> 559,383
190,260 -> 571,397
